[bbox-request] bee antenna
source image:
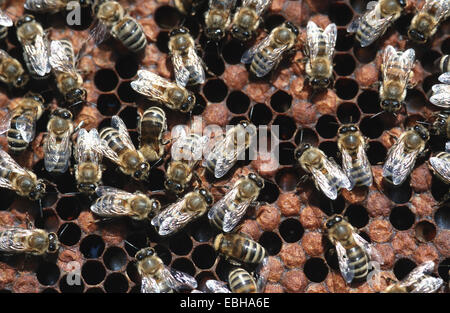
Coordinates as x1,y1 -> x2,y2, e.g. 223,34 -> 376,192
124,240 -> 140,252
299,128 -> 304,144
38,198 -> 43,218
370,111 -> 384,120
417,121 -> 430,126
58,223 -> 69,237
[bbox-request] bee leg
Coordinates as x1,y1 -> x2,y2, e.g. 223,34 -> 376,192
25,213 -> 34,230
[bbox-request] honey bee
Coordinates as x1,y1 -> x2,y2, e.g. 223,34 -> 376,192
6,92 -> 45,153
15,15 -> 51,78
135,247 -> 198,293
49,40 -> 87,106
0,9 -> 13,41
408,0 -> 450,44
208,172 -> 264,232
230,0 -> 271,42
168,27 -> 205,87
383,124 -> 429,185
430,110 -> 450,139
337,124 -> 373,188
0,225 -> 58,256
0,49 -> 29,88
304,21 -> 337,90
325,214 -> 382,284
228,260 -> 268,293
380,45 -> 416,113
437,54 -> 450,73
131,70 -> 196,113
347,0 -> 406,47
241,21 -> 298,77
204,0 -> 236,41
24,0 -> 92,13
428,142 -> 450,185
137,107 -> 167,163
0,149 -> 46,200
384,261 -> 444,293
295,143 -> 352,200
214,232 -> 267,265
175,0 -> 206,15
92,0 -> 147,53
203,120 -> 256,179
91,186 -> 160,221
99,115 -> 150,181
44,108 -> 79,174
199,279 -> 231,293
430,72 -> 450,108
165,129 -> 207,194
74,128 -> 104,194
152,188 -> 213,236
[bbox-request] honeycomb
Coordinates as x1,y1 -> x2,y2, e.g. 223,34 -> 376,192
0,0 -> 448,293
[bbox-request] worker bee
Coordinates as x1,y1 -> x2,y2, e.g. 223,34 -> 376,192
408,0 -> 450,44
74,128 -> 104,194
135,247 -> 198,293
208,172 -> 264,232
204,0 -> 236,41
325,214 -> 382,284
347,0 -> 406,47
337,124 -> 373,188
0,9 -> 13,40
0,49 -> 29,88
241,21 -> 298,77
430,72 -> 450,108
228,260 -> 268,293
437,54 -> 450,73
92,0 -> 147,53
0,225 -> 59,256
199,279 -> 232,293
430,110 -> 450,139
44,108 -> 79,174
175,0 -> 206,15
49,40 -> 86,106
131,70 -> 196,113
383,124 -> 430,185
428,142 -> 450,185
295,144 -> 352,200
214,232 -> 267,265
165,129 -> 207,194
384,261 -> 444,293
380,45 -> 416,113
203,120 -> 256,179
99,115 -> 150,181
91,186 -> 160,221
304,21 -> 337,90
152,188 -> 213,236
6,92 -> 45,153
230,0 -> 271,42
15,15 -> 51,78
24,0 -> 92,13
168,27 -> 205,87
0,149 -> 46,200
137,107 -> 167,163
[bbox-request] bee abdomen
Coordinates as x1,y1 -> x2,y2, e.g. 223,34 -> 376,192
347,246 -> 369,281
45,146 -> 71,173
229,268 -> 257,293
250,52 -> 272,77
100,128 -> 128,154
114,17 -> 147,53
209,203 -> 225,230
7,114 -> 35,152
349,163 -> 372,186
439,55 -> 450,73
241,240 -> 266,264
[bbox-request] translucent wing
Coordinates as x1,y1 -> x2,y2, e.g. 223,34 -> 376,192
411,276 -> 444,293
0,107 -> 11,135
0,228 -> 34,253
43,129 -> 72,173
91,187 -> 134,216
439,72 -> 450,83
0,149 -> 29,177
14,115 -> 35,143
130,70 -> 171,101
209,0 -> 236,10
383,46 -> 415,89
95,186 -> 134,198
353,232 -> 383,264
141,275 -> 161,293
24,0 -> 65,12
222,199 -> 252,232
255,257 -> 269,292
335,241 -> 354,283
49,40 -> 77,75
242,0 -> 271,14
111,115 -> 135,151
184,46 -> 205,85
399,261 -> 443,293
75,128 -> 102,164
203,280 -> 231,293
323,23 -> 337,58
383,137 -> 421,185
97,138 -> 121,164
208,184 -> 239,224
310,156 -> 352,200
241,34 -> 272,64
163,266 -> 198,291
88,19 -> 111,46
0,10 -> 13,27
429,156 -> 450,182
423,0 -> 450,22
341,141 -> 372,188
171,51 -> 191,87
430,75 -> 450,107
23,34 -> 51,77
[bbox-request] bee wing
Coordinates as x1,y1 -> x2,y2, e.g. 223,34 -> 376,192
111,115 -> 136,151
171,51 -> 190,87
210,0 -> 236,10
429,156 -> 450,182
43,129 -> 72,173
241,34 -> 272,64
185,47 -> 205,85
335,241 -> 354,284
130,70 -> 169,101
88,19 -> 111,46
204,280 -> 231,293
24,0 -> 65,12
383,138 -> 420,185
306,21 -> 322,59
0,10 -> 13,27
255,257 -> 269,292
95,186 -> 133,198
23,34 -> 51,77
222,199 -> 252,232
163,266 -> 198,291
310,157 -> 352,200
97,138 -> 121,164
141,275 -> 161,293
0,108 -> 11,135
0,149 -> 28,179
341,142 -> 372,188
351,7 -> 393,47
207,185 -> 239,224
242,0 -> 270,14
0,227 -> 33,253
49,40 -> 77,75
14,115 -> 35,143
439,72 -> 450,83
430,83 -> 450,108
353,232 -> 383,265
400,48 -> 416,73
399,261 -> 443,293
76,128 -> 102,163
424,0 -> 450,22
323,23 -> 337,58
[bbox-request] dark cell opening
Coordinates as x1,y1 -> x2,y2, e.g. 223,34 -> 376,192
56,197 -> 81,221
118,81 -> 138,103
354,45 -> 378,64
414,220 -> 437,242
438,258 -> 450,282
316,115 -> 339,139
367,141 -> 387,165
279,219 -> 304,243
126,262 -> 140,284
171,258 -> 196,277
215,258 -> 234,281
435,206 -> 450,230
183,17 -> 201,38
257,180 -> 279,203
405,89 -> 427,113
195,271 -> 217,286
227,91 -> 250,114
329,3 -> 353,26
358,90 -> 381,114
154,6 -> 181,29
336,28 -> 354,52
258,232 -> 282,255
192,93 -> 207,115
190,218 -> 216,243
97,94 -> 121,116
37,262 -> 60,286
273,115 -> 296,140
154,244 -> 172,265
124,232 -> 148,257
156,31 -> 170,54
431,175 -> 449,203
419,50 -> 441,73
82,261 -> 106,285
86,288 -> 104,293
58,222 -> 81,246
335,78 -> 359,100
294,127 -> 319,146
442,37 -> 450,54
118,106 -> 138,129
334,54 -> 356,76
205,52 -> 225,76
278,142 -> 296,165
169,232 -> 193,256
270,90 -> 292,113
222,39 -> 247,64
148,168 -> 166,191
59,274 -> 85,293
325,247 -> 340,271
0,189 -> 16,210
80,235 -> 105,258
390,206 -> 415,230
94,69 -> 118,92
275,168 -> 299,192
360,115 -> 384,139
103,247 -> 128,271
337,102 -> 361,124
250,103 -> 272,126
423,74 -> 440,93
304,258 -> 329,283
318,141 -> 339,164
104,273 -> 129,293
203,79 -> 228,103
345,205 -> 369,228
115,57 -> 139,79
383,180 -> 413,204
192,244 -> 217,269
393,258 -> 417,281
263,15 -> 285,31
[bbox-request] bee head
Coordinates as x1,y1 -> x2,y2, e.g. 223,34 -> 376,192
294,143 -> 311,160
77,183 -> 97,194
325,214 -> 343,229
164,179 -> 184,194
431,112 -> 449,135
133,162 -> 149,180
29,180 -> 46,201
135,247 -> 155,261
231,25 -> 252,41
16,15 -> 35,28
97,1 -> 123,23
338,124 -> 358,134
380,99 -> 402,112
205,27 -> 225,41
199,188 -> 214,205
284,21 -> 299,36
65,88 -> 87,105
408,29 -> 426,44
310,77 -> 331,89
180,93 -> 196,113
26,92 -> 45,105
413,124 -> 429,141
248,172 -> 264,189
47,232 -> 59,253
14,74 -> 29,89
169,27 -> 189,38
53,108 -> 73,120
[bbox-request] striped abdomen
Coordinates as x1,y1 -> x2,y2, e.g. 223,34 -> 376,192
228,268 -> 257,293
139,108 -> 165,152
44,138 -> 71,173
346,245 -> 369,281
347,150 -> 372,187
0,26 -> 8,40
7,112 -> 35,153
250,47 -> 276,77
238,238 -> 266,264
112,16 -> 147,53
100,127 -> 128,156
439,55 -> 450,73
91,194 -> 128,217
